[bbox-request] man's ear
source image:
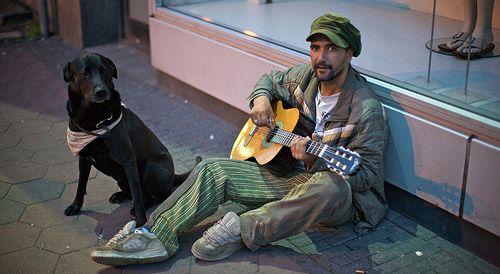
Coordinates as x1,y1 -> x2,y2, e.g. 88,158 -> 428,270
346,48 -> 354,62
63,62 -> 72,83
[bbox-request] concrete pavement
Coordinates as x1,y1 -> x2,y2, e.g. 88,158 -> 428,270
0,35 -> 499,274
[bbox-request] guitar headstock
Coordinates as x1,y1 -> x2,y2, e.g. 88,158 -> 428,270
323,146 -> 361,176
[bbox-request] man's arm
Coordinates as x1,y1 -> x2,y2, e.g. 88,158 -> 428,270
248,64 -> 310,109
346,110 -> 386,192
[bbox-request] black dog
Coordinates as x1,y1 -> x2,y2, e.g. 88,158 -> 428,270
63,53 -> 191,227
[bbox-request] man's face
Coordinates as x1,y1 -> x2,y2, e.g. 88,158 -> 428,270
309,34 -> 353,82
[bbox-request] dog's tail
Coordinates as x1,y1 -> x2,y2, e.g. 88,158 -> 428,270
173,156 -> 202,186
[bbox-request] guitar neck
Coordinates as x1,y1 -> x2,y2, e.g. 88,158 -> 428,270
269,128 -> 328,157
268,127 -> 360,175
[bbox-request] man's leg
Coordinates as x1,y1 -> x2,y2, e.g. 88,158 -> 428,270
147,158 -> 310,256
240,172 -> 355,251
91,158 -> 310,266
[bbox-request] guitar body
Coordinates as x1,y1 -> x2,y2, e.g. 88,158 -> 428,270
231,100 -> 361,176
231,101 -> 301,164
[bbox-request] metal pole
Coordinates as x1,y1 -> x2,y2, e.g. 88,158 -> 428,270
464,37 -> 472,95
427,0 -> 437,83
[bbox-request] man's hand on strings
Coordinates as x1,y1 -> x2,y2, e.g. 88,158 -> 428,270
250,96 -> 275,128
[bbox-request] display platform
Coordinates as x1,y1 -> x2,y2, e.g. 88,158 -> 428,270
426,38 -> 500,58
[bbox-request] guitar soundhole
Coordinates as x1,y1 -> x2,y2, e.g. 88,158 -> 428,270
262,122 -> 283,148
266,126 -> 279,143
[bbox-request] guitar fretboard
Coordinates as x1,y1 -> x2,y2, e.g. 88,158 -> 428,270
269,127 -> 325,156
268,127 -> 359,175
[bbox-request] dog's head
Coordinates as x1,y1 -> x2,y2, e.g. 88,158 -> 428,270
63,53 -> 117,104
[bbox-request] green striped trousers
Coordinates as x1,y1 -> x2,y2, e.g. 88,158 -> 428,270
148,158 -> 354,255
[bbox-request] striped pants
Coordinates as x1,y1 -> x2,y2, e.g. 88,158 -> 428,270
147,158 -> 354,255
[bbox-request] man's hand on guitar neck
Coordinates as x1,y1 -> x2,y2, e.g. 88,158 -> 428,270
291,134 -> 320,166
250,96 -> 275,128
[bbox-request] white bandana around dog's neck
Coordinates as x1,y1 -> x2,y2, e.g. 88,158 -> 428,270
67,111 -> 123,156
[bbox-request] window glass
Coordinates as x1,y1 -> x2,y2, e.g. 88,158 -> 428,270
158,0 -> 500,122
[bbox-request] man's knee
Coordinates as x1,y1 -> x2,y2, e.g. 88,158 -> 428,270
310,172 -> 352,201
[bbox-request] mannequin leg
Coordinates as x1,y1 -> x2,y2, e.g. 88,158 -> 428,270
440,0 -> 476,51
458,0 -> 495,54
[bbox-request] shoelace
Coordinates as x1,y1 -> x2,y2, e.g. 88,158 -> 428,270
106,224 -> 136,246
202,219 -> 240,247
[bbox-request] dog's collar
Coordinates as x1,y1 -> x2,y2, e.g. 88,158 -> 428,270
70,103 -> 125,137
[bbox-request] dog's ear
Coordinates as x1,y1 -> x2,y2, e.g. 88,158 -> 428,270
105,57 -> 118,79
63,62 -> 73,83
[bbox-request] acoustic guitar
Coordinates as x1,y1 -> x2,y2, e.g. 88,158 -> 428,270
230,100 -> 361,176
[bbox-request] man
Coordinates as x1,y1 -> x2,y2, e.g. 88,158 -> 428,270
90,12 -> 387,266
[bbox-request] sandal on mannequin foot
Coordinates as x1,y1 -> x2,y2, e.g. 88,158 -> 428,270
437,32 -> 470,52
455,37 -> 495,59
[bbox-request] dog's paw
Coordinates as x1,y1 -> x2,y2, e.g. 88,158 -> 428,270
64,204 -> 81,216
109,191 -> 131,203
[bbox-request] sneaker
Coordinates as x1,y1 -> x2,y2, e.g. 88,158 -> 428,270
191,212 -> 245,261
106,220 -> 136,246
91,223 -> 169,266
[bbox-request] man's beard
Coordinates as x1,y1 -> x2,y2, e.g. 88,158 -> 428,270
314,63 -> 343,82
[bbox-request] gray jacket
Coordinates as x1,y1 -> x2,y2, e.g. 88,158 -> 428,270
249,64 -> 388,234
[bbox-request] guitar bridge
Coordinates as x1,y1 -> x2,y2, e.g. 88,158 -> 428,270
244,125 -> 258,147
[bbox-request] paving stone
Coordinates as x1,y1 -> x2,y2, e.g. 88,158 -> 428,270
37,215 -> 99,254
370,242 -> 417,265
7,178 -> 65,205
396,257 -> 440,273
385,208 -> 402,221
0,221 -> 41,255
6,119 -> 53,136
383,223 -> 416,244
0,161 -> 48,184
38,112 -> 67,123
257,246 -> 311,273
0,247 -> 59,274
344,227 -> 393,251
318,223 -> 359,247
30,145 -> 77,166
468,257 -> 500,274
0,181 -> 10,198
428,237 -> 477,263
0,121 -> 9,132
55,246 -> 116,274
0,198 -> 25,224
431,259 -> 478,274
21,198 -> 79,228
0,132 -> 20,149
49,120 -> 68,134
60,176 -> 121,205
429,250 -> 454,265
190,250 -> 259,274
18,131 -> 66,151
392,215 -> 437,240
310,244 -> 352,270
371,252 -> 415,273
407,235 -> 429,249
299,239 -> 332,254
0,102 -> 39,123
0,146 -> 34,167
45,160 -> 83,184
332,257 -> 375,274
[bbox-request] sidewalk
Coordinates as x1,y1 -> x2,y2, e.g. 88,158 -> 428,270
0,36 -> 498,274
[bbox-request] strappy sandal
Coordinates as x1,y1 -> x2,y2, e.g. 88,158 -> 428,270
455,37 -> 495,59
437,32 -> 470,52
